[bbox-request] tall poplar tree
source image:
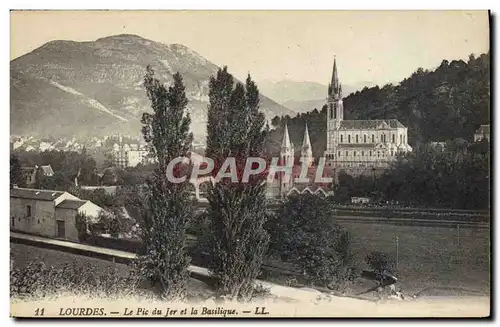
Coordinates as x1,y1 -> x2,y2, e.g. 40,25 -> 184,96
205,67 -> 269,301
138,66 -> 193,300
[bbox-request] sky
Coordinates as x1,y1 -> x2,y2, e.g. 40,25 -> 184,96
10,10 -> 490,86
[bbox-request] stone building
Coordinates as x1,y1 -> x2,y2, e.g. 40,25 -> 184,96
111,136 -> 151,168
323,58 -> 412,175
474,124 -> 490,142
10,187 -> 104,242
21,164 -> 54,187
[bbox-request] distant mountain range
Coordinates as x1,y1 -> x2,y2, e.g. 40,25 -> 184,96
258,80 -> 375,113
10,34 -> 294,143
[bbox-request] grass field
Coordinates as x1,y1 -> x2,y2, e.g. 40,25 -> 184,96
11,219 -> 491,299
339,221 -> 490,296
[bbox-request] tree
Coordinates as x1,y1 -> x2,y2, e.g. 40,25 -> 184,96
267,194 -> 355,289
136,66 -> 193,300
204,67 -> 269,301
10,155 -> 23,188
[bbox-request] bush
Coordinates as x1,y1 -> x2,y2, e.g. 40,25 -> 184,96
10,258 -> 142,299
267,194 -> 356,290
366,251 -> 396,275
75,213 -> 88,242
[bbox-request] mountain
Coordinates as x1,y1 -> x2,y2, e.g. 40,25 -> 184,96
258,80 -> 375,113
10,34 -> 294,143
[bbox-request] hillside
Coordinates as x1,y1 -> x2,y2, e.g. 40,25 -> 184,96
10,34 -> 294,143
265,52 -> 490,155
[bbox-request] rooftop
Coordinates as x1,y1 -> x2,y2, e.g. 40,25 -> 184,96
476,125 -> 490,134
56,199 -> 88,210
10,187 -> 64,201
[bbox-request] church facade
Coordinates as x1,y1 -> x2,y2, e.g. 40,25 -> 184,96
323,58 -> 412,172
266,58 -> 413,199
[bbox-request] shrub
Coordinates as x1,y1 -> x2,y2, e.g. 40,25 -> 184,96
75,212 -> 88,242
10,258 -> 142,299
366,251 -> 396,275
267,194 -> 356,290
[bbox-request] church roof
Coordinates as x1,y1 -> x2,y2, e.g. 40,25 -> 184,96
338,143 -> 377,148
339,119 -> 406,130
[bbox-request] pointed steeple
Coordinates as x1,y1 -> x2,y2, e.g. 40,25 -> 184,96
302,124 -> 312,150
330,56 -> 339,96
281,122 -> 291,149
301,123 -> 313,167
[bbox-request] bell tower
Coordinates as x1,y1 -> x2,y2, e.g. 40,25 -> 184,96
327,56 -> 344,130
325,56 -> 344,170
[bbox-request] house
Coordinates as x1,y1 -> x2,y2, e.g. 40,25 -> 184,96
474,125 -> 490,142
10,187 -> 104,242
21,165 -> 54,187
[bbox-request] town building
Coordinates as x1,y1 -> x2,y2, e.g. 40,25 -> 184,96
323,58 -> 412,175
10,187 -> 104,242
111,136 -> 151,168
474,124 -> 490,142
21,164 -> 54,187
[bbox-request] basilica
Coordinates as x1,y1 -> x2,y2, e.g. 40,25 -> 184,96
323,58 -> 412,172
267,58 -> 412,199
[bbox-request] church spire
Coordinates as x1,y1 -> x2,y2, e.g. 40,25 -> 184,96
302,124 -> 312,150
330,56 -> 339,97
301,123 -> 313,167
281,122 -> 292,150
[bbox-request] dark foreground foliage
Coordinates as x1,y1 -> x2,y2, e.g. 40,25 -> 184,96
10,258 -> 142,299
267,194 -> 357,290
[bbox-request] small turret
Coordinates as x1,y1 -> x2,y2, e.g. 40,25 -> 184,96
301,124 -> 314,167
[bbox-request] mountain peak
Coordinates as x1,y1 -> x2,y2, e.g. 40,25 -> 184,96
11,34 -> 294,141
96,34 -> 148,42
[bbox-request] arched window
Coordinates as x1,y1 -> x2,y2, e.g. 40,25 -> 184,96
400,134 -> 402,143
364,135 -> 367,143
348,135 -> 351,143
356,135 -> 359,143
392,134 -> 395,143
330,104 -> 334,119
372,135 -> 375,143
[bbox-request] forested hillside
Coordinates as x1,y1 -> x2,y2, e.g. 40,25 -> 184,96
265,52 -> 490,156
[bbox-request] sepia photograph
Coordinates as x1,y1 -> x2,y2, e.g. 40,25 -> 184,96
8,9 -> 491,318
